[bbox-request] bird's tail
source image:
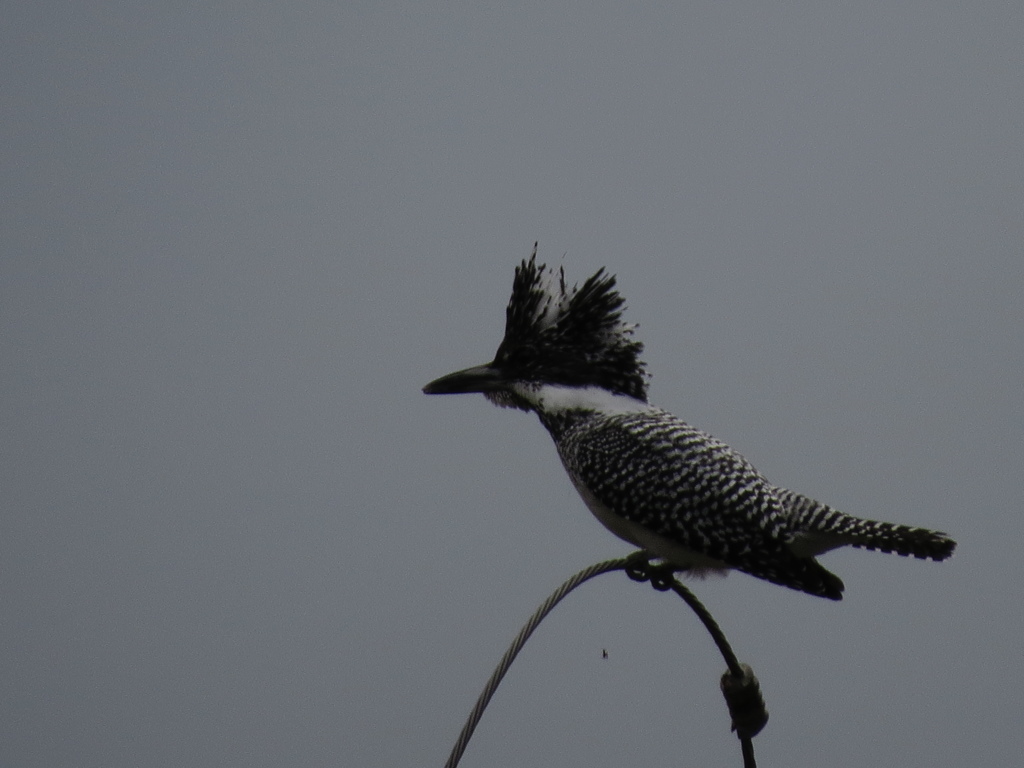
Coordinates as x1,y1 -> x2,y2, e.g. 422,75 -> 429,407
774,487 -> 957,561
746,555 -> 846,601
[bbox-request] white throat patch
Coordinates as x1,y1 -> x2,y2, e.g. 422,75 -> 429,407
511,382 -> 655,416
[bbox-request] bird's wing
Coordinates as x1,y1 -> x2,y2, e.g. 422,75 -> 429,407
558,411 -> 846,598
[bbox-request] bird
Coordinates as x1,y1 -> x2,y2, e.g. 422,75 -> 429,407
422,247 -> 956,599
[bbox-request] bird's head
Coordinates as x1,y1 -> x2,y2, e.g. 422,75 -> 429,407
423,246 -> 649,412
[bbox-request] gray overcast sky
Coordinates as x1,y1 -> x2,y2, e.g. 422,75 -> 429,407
2,2 -> 1021,766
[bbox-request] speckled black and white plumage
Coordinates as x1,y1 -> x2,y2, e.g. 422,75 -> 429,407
423,249 -> 957,600
541,408 -> 851,599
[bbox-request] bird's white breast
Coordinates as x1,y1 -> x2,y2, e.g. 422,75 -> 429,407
566,470 -> 729,576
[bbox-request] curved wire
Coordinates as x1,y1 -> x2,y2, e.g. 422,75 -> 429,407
442,554 -> 765,768
443,556 -> 630,768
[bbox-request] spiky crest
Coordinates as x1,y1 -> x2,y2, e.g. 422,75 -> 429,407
491,245 -> 649,401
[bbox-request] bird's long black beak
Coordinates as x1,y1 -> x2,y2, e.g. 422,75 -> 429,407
422,363 -> 505,395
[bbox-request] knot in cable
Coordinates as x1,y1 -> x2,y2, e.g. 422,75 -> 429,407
720,664 -> 769,739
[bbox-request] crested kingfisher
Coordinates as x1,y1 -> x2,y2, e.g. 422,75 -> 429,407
423,247 -> 955,599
